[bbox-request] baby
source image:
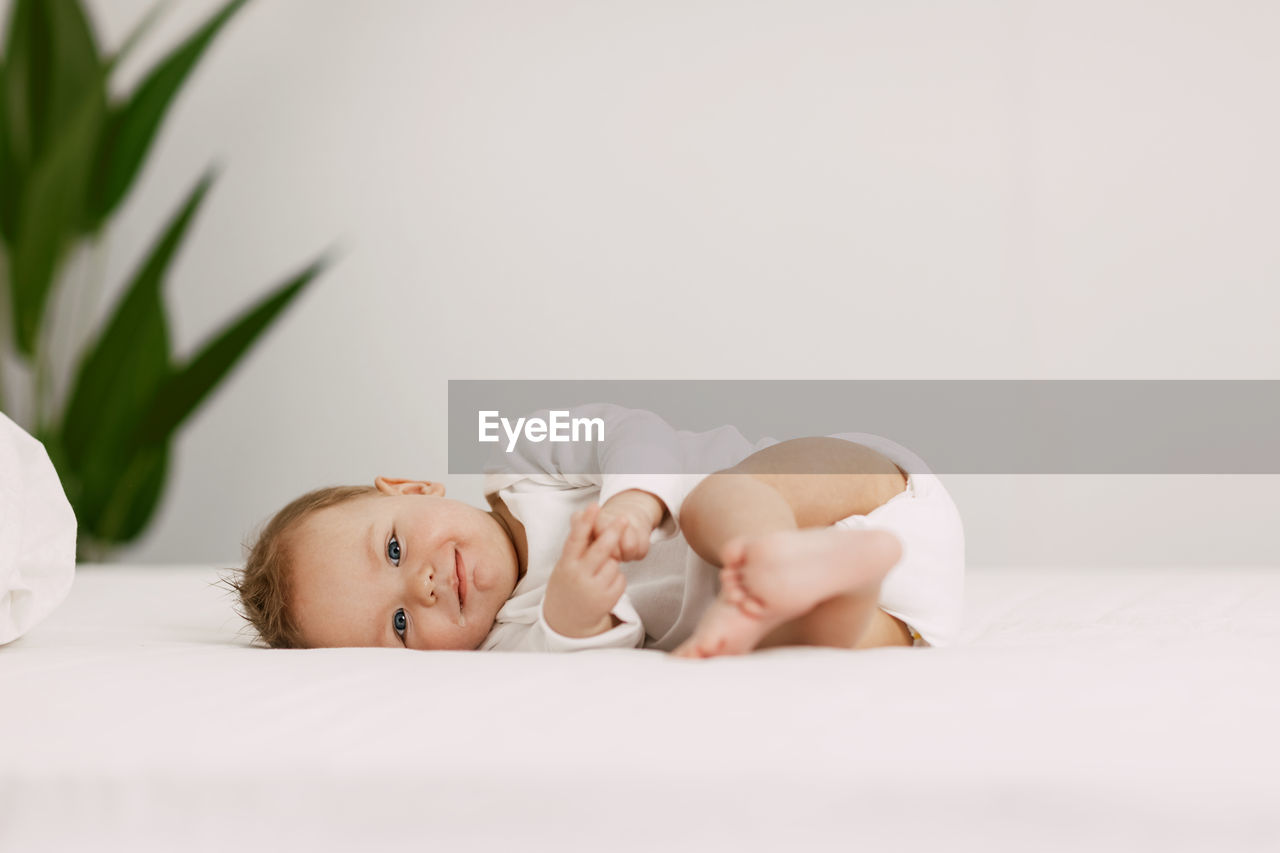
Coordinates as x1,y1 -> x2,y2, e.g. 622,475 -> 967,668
227,404 -> 965,656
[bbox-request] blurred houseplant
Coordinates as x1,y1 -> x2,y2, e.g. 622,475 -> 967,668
0,0 -> 328,560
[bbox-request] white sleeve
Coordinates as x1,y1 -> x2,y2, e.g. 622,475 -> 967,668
482,403 -> 702,544
480,593 -> 646,652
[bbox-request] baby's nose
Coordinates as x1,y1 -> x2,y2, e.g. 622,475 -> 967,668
412,564 -> 438,606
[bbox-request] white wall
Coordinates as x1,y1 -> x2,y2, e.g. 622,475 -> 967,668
49,0 -> 1280,565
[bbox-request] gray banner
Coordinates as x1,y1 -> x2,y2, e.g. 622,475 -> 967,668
448,380 -> 1280,474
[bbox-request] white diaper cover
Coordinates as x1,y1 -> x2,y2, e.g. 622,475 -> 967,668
825,432 -> 965,648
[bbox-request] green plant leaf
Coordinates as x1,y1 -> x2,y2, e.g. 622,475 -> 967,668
0,49 -> 7,205
84,441 -> 169,546
35,426 -> 80,509
0,3 -> 25,244
0,50 -> 16,245
31,0 -> 100,153
140,253 -> 329,443
9,85 -> 104,355
0,55 -> 10,245
86,0 -> 249,229
1,0 -> 102,243
0,1 -> 35,180
60,172 -> 215,472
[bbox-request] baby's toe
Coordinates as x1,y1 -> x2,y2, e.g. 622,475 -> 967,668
720,567 -> 746,602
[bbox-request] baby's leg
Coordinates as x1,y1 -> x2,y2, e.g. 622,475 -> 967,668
672,437 -> 911,658
671,526 -> 904,658
755,586 -> 913,650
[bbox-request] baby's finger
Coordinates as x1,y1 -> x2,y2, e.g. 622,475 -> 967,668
620,526 -> 639,559
593,556 -> 620,579
564,506 -> 597,556
589,510 -> 616,543
629,531 -> 650,561
585,517 -> 627,564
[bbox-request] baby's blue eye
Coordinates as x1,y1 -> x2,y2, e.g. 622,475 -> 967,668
393,608 -> 407,640
387,534 -> 401,565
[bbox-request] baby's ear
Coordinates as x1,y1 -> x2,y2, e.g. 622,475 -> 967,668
374,477 -> 446,498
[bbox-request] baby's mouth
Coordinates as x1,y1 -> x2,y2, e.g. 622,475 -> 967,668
455,548 -> 466,610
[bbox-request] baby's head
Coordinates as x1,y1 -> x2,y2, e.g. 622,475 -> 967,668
227,477 -> 520,651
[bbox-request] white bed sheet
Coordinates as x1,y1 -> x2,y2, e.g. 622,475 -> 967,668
3,564 -> 1278,853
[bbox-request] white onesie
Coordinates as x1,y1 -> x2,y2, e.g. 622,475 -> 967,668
479,404 -> 965,652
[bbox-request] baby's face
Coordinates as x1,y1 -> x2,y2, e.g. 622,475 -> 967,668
288,482 -> 519,650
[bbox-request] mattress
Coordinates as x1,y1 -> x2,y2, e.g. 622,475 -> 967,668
3,564 -> 1278,853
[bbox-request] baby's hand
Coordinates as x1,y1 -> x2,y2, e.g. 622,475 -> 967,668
592,489 -> 666,562
544,505 -> 629,638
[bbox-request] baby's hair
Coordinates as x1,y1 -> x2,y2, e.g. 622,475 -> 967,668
218,484 -> 377,649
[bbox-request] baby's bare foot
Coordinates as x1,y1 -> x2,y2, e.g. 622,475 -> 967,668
671,527 -> 902,659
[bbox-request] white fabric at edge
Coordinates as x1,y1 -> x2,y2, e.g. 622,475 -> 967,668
0,411 -> 77,645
